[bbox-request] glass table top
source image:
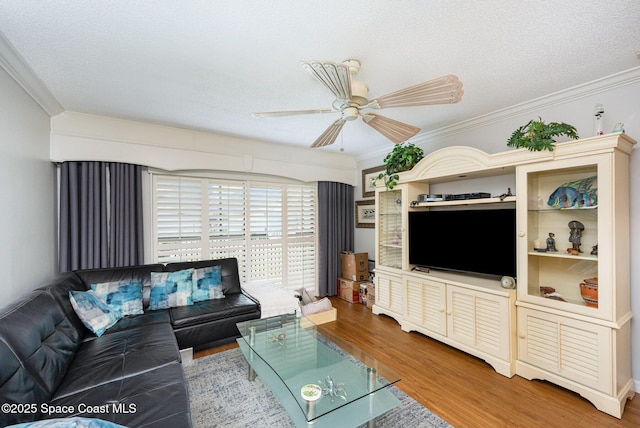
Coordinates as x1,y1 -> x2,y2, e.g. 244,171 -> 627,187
237,314 -> 400,425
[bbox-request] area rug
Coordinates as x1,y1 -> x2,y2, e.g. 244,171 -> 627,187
184,347 -> 452,428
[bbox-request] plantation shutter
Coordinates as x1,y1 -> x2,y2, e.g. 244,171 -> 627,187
208,180 -> 248,277
248,184 -> 283,283
286,185 -> 316,291
152,174 -> 316,291
154,176 -> 203,263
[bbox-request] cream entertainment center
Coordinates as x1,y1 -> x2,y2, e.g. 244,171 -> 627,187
372,133 -> 635,418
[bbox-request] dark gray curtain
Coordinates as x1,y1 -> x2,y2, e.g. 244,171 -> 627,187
59,162 -> 108,271
108,162 -> 144,267
59,161 -> 144,272
317,181 -> 354,296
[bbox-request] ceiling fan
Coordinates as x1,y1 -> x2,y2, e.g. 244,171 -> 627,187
252,59 -> 463,148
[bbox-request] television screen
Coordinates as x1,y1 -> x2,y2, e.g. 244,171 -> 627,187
408,208 -> 516,279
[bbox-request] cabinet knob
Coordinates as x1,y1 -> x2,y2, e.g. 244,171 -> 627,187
446,310 -> 452,315
518,231 -> 526,237
439,307 -> 445,313
519,333 -> 526,339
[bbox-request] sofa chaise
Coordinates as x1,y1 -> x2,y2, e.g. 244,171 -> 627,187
0,258 -> 261,427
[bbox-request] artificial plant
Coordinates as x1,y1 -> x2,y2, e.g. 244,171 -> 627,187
372,142 -> 425,190
507,117 -> 579,151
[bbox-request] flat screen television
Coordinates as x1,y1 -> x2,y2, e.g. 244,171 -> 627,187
408,208 -> 516,279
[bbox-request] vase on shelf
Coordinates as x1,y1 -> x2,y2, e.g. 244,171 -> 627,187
579,277 -> 598,307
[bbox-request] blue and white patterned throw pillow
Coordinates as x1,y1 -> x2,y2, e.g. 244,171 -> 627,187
91,279 -> 144,316
69,290 -> 122,337
192,265 -> 225,302
149,268 -> 194,310
8,416 -> 127,427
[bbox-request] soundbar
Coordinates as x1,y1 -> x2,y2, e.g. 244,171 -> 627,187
444,192 -> 491,201
417,194 -> 444,202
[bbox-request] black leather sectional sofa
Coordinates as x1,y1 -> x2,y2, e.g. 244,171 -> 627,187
0,258 -> 261,427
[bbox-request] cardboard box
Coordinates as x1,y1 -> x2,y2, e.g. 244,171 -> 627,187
338,277 -> 367,303
343,272 -> 369,282
366,293 -> 375,309
340,287 -> 360,303
359,283 -> 368,304
301,307 -> 337,326
340,252 -> 368,280
367,282 -> 375,296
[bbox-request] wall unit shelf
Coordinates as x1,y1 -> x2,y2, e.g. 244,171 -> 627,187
371,133 -> 636,418
527,251 -> 597,261
412,195 -> 516,208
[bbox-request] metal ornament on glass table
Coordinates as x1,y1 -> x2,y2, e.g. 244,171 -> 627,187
268,332 -> 287,346
318,375 -> 347,402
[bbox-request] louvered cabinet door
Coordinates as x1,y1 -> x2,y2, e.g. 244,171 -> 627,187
376,273 -> 392,309
518,307 -> 612,394
447,285 -> 511,361
404,277 -> 424,325
446,286 -> 475,346
388,274 -> 404,315
373,269 -> 403,319
404,276 -> 447,335
423,279 -> 447,336
474,291 -> 511,360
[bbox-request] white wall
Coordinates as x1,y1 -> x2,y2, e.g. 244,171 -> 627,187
0,67 -> 56,307
355,67 -> 640,390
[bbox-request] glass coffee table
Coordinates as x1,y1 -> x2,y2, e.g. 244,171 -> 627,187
237,314 -> 400,427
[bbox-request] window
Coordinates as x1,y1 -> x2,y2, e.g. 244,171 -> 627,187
152,174 -> 317,291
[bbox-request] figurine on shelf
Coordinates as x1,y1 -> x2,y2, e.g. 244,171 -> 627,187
540,286 -> 566,301
568,220 -> 585,253
612,122 -> 625,133
591,244 -> 598,256
533,238 -> 547,252
546,233 -> 557,252
498,187 -> 513,201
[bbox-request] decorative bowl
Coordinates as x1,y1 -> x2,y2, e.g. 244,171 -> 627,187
579,277 -> 598,307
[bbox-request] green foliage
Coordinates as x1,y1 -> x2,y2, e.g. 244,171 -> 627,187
507,117 -> 579,152
371,142 -> 425,190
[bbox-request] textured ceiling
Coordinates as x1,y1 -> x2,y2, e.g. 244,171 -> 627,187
1,0 -> 639,157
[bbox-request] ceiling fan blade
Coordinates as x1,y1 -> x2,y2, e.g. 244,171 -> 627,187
369,75 -> 464,109
301,61 -> 352,101
310,119 -> 346,148
252,109 -> 333,118
362,113 -> 420,144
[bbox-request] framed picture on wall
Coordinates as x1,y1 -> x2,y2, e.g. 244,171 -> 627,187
361,165 -> 385,198
355,200 -> 375,228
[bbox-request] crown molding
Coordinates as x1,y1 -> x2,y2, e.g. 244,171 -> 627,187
0,31 -> 63,116
357,66 -> 640,162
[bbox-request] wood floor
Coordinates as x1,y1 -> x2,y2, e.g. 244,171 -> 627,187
195,296 -> 640,427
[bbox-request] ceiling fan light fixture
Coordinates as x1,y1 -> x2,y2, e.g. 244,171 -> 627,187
350,80 -> 369,106
343,106 -> 359,121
